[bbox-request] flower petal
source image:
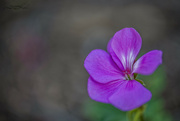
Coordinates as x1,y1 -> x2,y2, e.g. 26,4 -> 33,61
84,49 -> 124,83
107,38 -> 125,71
133,50 -> 162,75
111,28 -> 142,72
88,77 -> 123,103
108,80 -> 152,111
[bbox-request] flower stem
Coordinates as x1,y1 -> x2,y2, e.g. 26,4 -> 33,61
127,105 -> 146,121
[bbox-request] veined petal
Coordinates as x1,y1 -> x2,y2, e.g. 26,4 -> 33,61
108,80 -> 152,111
88,77 -> 123,103
133,50 -> 162,75
84,49 -> 124,83
111,28 -> 142,72
107,38 -> 125,71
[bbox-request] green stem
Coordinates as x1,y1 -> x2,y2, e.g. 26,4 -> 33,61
140,114 -> 145,121
127,105 -> 146,121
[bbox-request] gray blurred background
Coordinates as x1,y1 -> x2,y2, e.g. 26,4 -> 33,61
0,0 -> 180,121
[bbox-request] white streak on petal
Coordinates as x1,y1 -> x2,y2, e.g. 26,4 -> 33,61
121,54 -> 126,69
132,60 -> 139,73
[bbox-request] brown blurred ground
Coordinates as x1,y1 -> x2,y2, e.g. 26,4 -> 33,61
0,0 -> 180,121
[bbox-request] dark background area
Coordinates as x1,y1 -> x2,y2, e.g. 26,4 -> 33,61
0,0 -> 180,121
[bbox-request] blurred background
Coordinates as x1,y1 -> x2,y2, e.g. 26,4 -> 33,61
0,0 -> 180,121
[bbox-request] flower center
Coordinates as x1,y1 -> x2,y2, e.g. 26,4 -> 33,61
125,74 -> 133,80
123,71 -> 134,80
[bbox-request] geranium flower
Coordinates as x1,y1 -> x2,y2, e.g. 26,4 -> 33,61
84,28 -> 162,111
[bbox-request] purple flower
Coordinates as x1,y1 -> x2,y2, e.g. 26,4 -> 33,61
84,28 -> 163,111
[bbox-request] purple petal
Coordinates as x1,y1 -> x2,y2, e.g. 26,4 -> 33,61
111,28 -> 142,72
107,38 -> 125,71
88,77 -> 123,103
109,80 -> 152,111
84,49 -> 124,83
133,50 -> 162,75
